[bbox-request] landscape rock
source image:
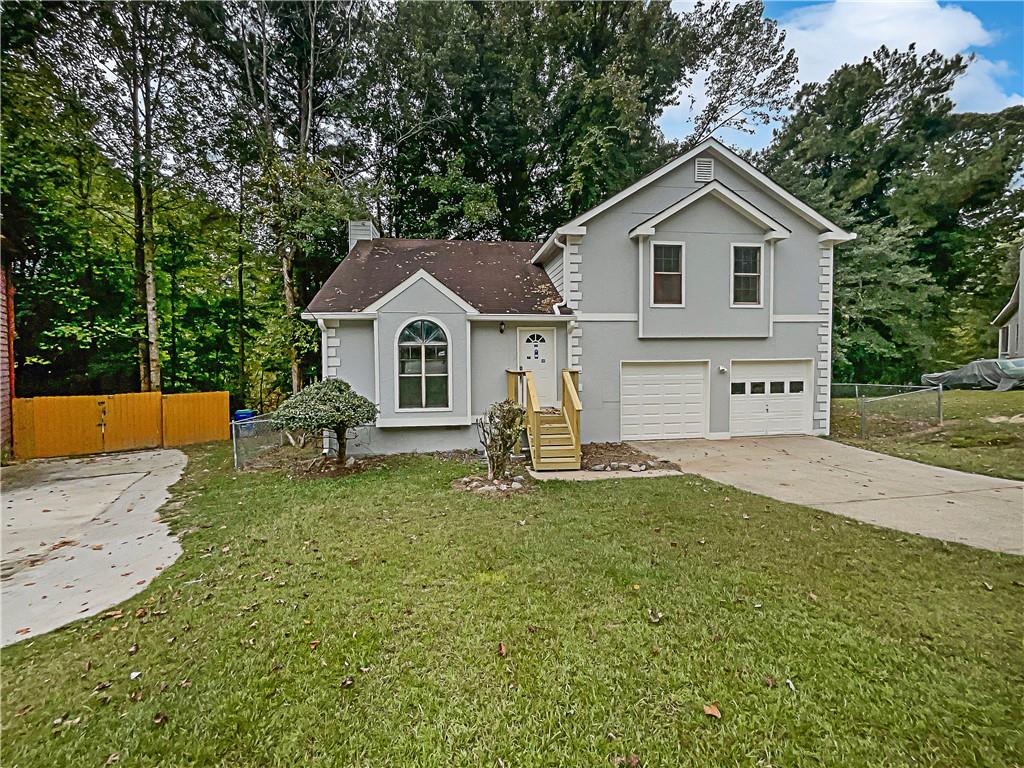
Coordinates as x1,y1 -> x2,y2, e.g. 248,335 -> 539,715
510,482 -> 523,490
590,464 -> 606,472
628,464 -> 643,472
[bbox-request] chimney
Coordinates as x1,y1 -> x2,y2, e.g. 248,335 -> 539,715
347,220 -> 380,253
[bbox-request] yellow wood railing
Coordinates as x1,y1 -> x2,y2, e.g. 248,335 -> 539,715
560,368 -> 582,466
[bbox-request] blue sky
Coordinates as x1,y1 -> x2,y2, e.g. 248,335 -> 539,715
660,0 -> 1024,148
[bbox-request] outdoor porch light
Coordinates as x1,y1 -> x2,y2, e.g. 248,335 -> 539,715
499,321 -> 505,334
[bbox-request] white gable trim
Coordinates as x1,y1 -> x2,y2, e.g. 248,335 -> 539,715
561,137 -> 850,236
363,269 -> 479,314
628,181 -> 790,240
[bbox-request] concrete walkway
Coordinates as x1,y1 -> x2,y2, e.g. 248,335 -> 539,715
633,437 -> 1024,555
1,449 -> 186,646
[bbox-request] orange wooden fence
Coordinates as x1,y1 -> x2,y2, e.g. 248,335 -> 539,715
12,391 -> 229,459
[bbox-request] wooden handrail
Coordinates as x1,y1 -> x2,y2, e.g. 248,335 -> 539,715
523,371 -> 541,466
560,368 -> 582,464
505,368 -> 526,404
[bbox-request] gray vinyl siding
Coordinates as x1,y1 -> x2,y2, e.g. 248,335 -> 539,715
322,310 -> 567,454
372,279 -> 471,422
579,323 -> 819,442
545,252 -> 565,296
638,195 -> 770,337
573,150 -> 833,437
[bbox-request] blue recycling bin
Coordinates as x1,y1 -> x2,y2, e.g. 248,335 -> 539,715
233,409 -> 257,437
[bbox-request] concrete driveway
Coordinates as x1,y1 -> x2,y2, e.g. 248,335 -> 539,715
1,449 -> 186,646
633,437 -> 1024,555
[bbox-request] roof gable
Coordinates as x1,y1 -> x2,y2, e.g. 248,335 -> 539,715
364,269 -> 478,314
628,180 -> 790,240
535,137 -> 854,262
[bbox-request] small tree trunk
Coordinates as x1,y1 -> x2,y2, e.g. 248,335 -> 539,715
335,425 -> 346,465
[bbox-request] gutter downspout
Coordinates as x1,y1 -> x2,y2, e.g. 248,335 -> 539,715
552,234 -> 568,315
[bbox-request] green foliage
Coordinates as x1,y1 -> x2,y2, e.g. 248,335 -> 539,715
271,379 -> 377,461
765,45 -> 1024,381
476,399 -> 526,479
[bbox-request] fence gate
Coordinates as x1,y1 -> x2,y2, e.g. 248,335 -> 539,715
12,391 -> 227,460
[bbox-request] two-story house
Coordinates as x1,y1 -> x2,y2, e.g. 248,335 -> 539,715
302,138 -> 855,469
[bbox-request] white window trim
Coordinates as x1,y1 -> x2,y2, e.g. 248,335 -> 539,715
730,242 -> 764,309
393,316 -> 454,413
650,240 -> 685,308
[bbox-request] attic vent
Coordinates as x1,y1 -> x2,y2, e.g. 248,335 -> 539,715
694,157 -> 714,183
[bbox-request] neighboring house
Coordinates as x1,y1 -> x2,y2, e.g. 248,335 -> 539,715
303,138 -> 855,468
992,244 -> 1023,359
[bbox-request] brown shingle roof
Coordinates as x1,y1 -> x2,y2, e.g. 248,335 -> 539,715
305,239 -> 567,315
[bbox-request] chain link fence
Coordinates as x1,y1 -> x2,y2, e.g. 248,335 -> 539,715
230,416 -> 320,470
832,384 -> 944,438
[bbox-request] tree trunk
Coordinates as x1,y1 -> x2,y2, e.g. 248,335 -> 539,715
237,165 -> 246,395
335,425 -> 346,465
281,243 -> 301,393
129,9 -> 150,392
141,8 -> 161,391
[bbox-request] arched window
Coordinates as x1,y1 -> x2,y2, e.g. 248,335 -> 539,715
397,319 -> 449,409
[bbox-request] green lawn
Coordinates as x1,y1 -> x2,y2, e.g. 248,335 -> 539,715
3,445 -> 1023,766
831,389 -> 1024,480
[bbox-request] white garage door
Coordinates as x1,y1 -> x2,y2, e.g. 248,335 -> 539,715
621,362 -> 707,440
730,360 -> 812,436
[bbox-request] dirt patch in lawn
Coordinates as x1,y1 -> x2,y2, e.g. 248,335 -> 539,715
581,442 -> 680,471
243,445 -> 392,478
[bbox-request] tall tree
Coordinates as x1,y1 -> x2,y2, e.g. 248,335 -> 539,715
360,0 -> 797,240
764,45 -> 1024,379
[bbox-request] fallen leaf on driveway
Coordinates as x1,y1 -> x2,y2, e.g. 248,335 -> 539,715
128,644 -> 139,656
340,676 -> 354,689
104,610 -> 124,619
309,639 -> 321,651
16,627 -> 30,635
93,681 -> 111,692
703,703 -> 721,719
808,592 -> 818,602
105,753 -> 120,766
91,544 -> 104,551
129,671 -> 141,680
152,712 -> 168,726
497,642 -> 508,657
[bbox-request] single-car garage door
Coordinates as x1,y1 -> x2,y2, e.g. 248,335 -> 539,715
730,360 -> 812,436
621,362 -> 707,440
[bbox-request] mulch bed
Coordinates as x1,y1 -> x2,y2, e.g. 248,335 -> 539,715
581,442 -> 680,472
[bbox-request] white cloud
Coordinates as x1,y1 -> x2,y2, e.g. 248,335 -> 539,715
951,57 -> 1024,112
659,0 -> 1021,147
779,0 -> 990,84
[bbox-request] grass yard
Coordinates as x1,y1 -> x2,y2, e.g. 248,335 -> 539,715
831,389 -> 1024,480
2,444 -> 1023,767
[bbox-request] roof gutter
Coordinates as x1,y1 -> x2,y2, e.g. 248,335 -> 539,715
532,225 -> 587,265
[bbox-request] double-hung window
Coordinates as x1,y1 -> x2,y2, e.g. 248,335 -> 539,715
652,243 -> 684,305
397,319 -> 449,409
732,245 -> 762,306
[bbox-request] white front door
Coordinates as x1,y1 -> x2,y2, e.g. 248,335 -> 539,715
620,361 -> 708,440
518,327 -> 557,406
730,360 -> 812,436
